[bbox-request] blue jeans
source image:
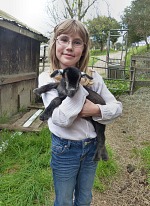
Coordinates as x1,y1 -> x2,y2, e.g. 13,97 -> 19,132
50,134 -> 98,206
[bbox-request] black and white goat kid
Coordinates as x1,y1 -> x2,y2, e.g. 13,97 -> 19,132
33,67 -> 108,161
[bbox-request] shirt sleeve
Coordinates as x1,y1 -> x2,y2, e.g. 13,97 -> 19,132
52,84 -> 89,127
38,72 -> 89,127
38,72 -> 58,108
91,71 -> 123,124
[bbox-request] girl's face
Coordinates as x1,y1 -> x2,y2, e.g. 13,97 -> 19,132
55,33 -> 84,69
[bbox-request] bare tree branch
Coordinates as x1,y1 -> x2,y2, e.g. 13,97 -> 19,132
80,0 -> 98,20
103,0 -> 111,18
65,0 -> 74,18
46,0 -> 100,25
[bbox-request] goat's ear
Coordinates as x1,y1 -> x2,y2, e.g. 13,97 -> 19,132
81,72 -> 93,80
50,69 -> 64,77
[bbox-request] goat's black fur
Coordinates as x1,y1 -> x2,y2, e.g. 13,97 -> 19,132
33,67 -> 108,161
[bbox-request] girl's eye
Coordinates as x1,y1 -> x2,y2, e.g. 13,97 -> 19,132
60,37 -> 69,43
73,40 -> 83,45
57,36 -> 84,47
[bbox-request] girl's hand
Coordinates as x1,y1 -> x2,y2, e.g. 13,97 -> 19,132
79,99 -> 101,117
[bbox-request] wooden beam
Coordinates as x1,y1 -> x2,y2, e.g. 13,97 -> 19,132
131,55 -> 150,61
28,104 -> 44,109
13,109 -> 37,127
0,124 -> 41,132
0,20 -> 48,42
134,80 -> 150,87
136,68 -> 150,72
0,72 -> 37,85
23,109 -> 43,127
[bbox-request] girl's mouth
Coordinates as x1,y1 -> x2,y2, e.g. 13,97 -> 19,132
63,53 -> 75,57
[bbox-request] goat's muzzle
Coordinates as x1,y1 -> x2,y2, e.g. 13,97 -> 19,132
66,88 -> 78,97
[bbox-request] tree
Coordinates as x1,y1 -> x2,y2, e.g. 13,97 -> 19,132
86,16 -> 120,51
122,6 -> 143,46
121,0 -> 150,50
47,0 -> 98,26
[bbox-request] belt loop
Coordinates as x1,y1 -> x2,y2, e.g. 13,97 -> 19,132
67,140 -> 71,147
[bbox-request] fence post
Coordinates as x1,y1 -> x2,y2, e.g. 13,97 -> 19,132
130,57 -> 136,95
42,45 -> 47,72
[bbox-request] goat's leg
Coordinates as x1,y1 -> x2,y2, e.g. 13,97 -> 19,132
33,83 -> 59,96
40,97 -> 62,121
92,122 -> 108,161
100,145 -> 109,161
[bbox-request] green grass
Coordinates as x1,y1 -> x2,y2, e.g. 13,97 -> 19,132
0,128 -> 54,206
126,45 -> 149,69
0,114 -> 9,124
0,127 -> 149,205
94,145 -> 118,192
140,145 -> 150,184
88,56 -> 98,66
0,127 -> 119,205
130,142 -> 150,185
104,80 -> 130,95
90,49 -> 108,56
88,48 -> 117,66
90,48 -> 116,57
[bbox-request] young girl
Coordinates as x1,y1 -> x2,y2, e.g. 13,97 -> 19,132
39,19 -> 122,206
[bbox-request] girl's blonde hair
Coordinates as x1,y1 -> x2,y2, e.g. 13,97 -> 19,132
49,19 -> 90,73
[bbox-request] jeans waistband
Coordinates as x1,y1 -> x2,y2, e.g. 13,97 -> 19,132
82,137 -> 95,143
52,133 -> 96,146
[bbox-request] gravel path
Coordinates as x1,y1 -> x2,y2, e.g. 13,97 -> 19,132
91,87 -> 150,206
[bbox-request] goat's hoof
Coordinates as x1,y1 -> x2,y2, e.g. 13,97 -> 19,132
39,114 -> 48,121
93,157 -> 100,162
101,153 -> 109,161
93,153 -> 101,162
33,88 -> 41,96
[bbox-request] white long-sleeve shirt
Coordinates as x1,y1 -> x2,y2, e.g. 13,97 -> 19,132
38,70 -> 122,140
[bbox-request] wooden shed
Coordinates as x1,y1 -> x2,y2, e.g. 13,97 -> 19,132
0,10 -> 48,118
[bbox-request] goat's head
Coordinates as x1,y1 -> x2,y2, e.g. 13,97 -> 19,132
51,67 -> 93,97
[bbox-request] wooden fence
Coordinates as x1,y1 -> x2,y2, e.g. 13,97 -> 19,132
130,55 -> 150,94
39,52 -> 150,95
90,56 -> 132,94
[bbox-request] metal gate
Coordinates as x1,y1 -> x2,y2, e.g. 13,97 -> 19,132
90,29 -> 136,94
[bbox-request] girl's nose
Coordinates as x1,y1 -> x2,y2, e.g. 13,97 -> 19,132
66,41 -> 73,49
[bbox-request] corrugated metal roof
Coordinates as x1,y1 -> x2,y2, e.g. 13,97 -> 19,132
0,9 -> 48,42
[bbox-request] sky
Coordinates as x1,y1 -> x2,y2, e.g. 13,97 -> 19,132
0,0 -> 133,36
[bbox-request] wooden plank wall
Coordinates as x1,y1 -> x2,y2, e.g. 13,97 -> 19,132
131,55 -> 150,92
0,27 -> 40,118
0,27 -> 40,75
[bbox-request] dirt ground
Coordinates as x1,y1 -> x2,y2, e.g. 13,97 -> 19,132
92,87 -> 150,206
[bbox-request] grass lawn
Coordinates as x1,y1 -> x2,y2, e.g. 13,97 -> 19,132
1,127 -> 149,205
0,128 -> 54,206
0,127 -> 119,206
